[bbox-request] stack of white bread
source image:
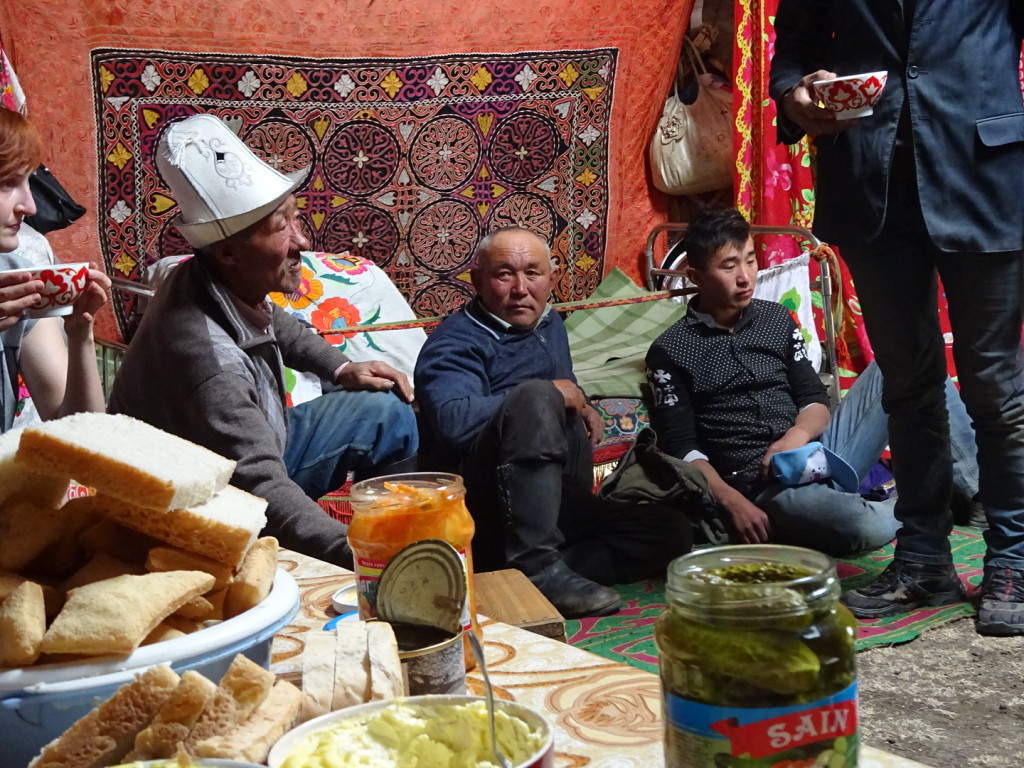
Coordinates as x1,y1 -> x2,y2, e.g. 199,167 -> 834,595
5,412 -> 409,767
29,654 -> 303,767
0,412 -> 274,667
29,622 -> 407,767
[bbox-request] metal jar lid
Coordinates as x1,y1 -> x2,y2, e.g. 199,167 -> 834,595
376,539 -> 466,636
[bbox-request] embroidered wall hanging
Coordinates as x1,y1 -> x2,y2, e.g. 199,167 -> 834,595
91,48 -> 617,338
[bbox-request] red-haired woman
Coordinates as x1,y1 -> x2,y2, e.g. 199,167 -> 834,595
0,107 -> 110,432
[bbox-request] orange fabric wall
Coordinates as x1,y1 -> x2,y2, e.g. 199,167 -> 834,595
0,0 -> 689,341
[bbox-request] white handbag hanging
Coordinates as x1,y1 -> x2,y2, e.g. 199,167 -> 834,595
649,35 -> 734,195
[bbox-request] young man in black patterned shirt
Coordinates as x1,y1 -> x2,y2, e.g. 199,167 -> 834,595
645,208 -> 976,558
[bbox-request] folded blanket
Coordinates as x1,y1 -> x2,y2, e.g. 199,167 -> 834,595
564,268 -> 685,397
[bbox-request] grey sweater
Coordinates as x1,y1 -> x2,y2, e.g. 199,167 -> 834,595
108,255 -> 353,566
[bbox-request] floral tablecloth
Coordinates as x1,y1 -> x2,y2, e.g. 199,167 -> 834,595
271,550 -> 933,768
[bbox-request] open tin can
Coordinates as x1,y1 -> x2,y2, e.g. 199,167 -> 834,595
377,539 -> 468,695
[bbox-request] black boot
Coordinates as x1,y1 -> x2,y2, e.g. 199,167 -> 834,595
496,462 -> 623,619
530,560 -> 622,618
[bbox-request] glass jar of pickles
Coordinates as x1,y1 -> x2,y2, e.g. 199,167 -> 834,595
655,545 -> 858,768
347,472 -> 481,669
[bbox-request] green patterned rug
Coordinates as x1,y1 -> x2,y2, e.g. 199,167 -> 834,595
565,527 -> 987,674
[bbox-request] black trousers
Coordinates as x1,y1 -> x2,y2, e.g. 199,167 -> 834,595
457,380 -> 691,584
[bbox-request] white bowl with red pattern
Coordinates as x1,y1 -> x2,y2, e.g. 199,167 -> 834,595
0,261 -> 89,317
812,71 -> 888,120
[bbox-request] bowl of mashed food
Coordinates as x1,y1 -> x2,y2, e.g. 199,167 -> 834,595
267,694 -> 554,768
112,761 -> 264,767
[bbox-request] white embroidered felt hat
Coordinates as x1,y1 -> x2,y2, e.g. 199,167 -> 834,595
156,114 -> 307,248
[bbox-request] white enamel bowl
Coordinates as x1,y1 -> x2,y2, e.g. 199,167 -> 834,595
0,569 -> 299,768
268,694 -> 554,768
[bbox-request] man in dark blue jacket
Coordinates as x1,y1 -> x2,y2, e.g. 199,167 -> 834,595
416,228 -> 690,618
770,1 -> 1024,634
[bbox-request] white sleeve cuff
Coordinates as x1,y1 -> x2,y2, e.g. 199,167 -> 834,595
683,449 -> 709,463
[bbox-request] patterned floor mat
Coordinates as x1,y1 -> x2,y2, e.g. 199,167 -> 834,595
565,527 -> 988,674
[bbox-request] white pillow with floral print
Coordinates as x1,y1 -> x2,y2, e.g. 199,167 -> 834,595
753,253 -> 822,373
270,251 -> 427,384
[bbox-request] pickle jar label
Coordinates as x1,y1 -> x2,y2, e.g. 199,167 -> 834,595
664,682 -> 858,767
453,546 -> 472,635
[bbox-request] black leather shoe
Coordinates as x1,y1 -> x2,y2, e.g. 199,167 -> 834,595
977,566 -> 1024,636
951,491 -> 987,529
529,560 -> 623,619
841,559 -> 965,618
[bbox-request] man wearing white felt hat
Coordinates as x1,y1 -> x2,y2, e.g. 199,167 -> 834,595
109,114 -> 418,568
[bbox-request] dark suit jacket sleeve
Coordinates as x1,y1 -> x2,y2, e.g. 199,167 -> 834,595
769,0 -> 835,145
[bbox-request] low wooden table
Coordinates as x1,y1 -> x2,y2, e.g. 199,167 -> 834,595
474,568 -> 566,642
272,549 -> 934,768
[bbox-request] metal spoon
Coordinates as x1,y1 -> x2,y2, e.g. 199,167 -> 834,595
467,631 -> 513,768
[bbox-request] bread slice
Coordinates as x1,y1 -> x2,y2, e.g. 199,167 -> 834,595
0,502 -> 70,572
125,669 -> 218,760
0,580 -> 46,666
146,546 -> 234,589
40,571 -> 215,656
27,663 -> 181,768
194,679 -> 303,764
86,486 -> 267,567
16,412 -> 235,511
0,427 -> 69,508
300,630 -> 337,720
334,622 -> 371,709
367,621 -> 404,700
224,536 -> 278,618
185,654 -> 276,748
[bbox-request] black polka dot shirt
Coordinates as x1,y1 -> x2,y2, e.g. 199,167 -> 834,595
645,298 -> 828,476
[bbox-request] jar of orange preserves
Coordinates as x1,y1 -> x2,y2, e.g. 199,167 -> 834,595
347,472 -> 481,669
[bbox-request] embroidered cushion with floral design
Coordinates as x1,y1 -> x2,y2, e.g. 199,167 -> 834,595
270,251 -> 427,388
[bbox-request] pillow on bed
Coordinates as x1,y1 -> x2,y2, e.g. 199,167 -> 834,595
752,253 -> 822,373
564,268 -> 686,398
270,252 -> 427,387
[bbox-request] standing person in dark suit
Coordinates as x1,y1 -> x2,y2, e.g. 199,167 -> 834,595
769,1 -> 1024,635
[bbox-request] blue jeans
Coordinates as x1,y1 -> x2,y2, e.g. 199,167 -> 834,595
283,389 -> 418,499
842,190 -> 1024,568
754,362 -> 980,557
